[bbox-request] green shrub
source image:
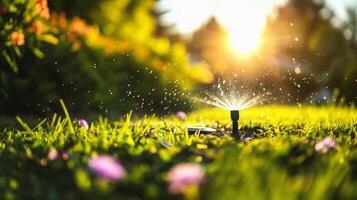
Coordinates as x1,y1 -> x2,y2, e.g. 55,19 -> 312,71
0,1 -> 213,116
0,0 -> 57,72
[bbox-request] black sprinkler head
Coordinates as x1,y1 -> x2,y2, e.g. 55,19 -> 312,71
230,110 -> 239,121
230,110 -> 239,135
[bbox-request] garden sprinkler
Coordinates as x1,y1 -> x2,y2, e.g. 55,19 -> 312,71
197,82 -> 259,135
230,110 -> 239,134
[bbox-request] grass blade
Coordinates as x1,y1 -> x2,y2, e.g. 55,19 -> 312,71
60,99 -> 74,133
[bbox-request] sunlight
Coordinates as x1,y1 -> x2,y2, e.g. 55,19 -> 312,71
225,20 -> 263,56
216,6 -> 265,56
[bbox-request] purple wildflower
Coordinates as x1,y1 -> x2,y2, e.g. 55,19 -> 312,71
78,119 -> 89,130
176,111 -> 187,120
315,137 -> 336,154
88,155 -> 126,181
167,163 -> 205,194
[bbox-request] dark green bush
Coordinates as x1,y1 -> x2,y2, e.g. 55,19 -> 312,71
0,40 -> 193,116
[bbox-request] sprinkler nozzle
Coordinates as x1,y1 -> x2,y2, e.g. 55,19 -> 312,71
231,110 -> 239,121
230,110 -> 239,135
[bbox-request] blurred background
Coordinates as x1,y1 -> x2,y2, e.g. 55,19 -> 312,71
0,0 -> 356,120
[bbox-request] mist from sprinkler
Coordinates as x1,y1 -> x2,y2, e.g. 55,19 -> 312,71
197,82 -> 260,134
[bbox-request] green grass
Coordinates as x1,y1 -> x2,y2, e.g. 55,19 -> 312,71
0,105 -> 357,200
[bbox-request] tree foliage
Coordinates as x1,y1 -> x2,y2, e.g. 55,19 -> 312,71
0,0 -> 58,72
188,0 -> 357,103
0,0 -> 213,115
262,0 -> 357,102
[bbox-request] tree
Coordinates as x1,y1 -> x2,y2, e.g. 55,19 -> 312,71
260,0 -> 357,103
1,0 -> 213,115
345,6 -> 357,50
262,0 -> 348,74
187,17 -> 233,75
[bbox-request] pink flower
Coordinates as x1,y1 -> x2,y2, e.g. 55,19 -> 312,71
47,149 -> 58,160
176,111 -> 187,120
88,155 -> 126,181
78,119 -> 89,130
315,137 -> 336,154
167,163 -> 205,194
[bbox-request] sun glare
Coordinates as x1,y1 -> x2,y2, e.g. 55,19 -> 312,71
222,10 -> 265,56
227,26 -> 262,55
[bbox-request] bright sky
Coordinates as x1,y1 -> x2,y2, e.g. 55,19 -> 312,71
158,0 -> 355,34
157,0 -> 355,54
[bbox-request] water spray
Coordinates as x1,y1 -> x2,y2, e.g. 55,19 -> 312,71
197,79 -> 261,135
230,110 -> 239,134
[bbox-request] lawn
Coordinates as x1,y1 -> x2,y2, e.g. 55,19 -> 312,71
1,105 -> 357,200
